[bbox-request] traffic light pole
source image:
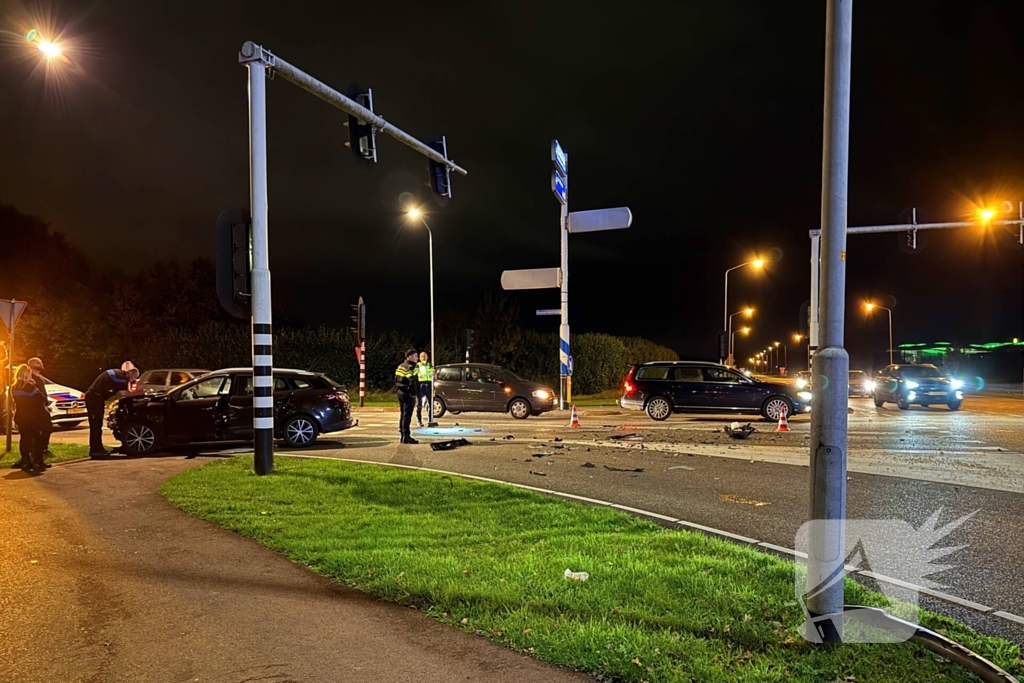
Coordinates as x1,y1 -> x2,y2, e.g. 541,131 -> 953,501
238,41 -> 467,475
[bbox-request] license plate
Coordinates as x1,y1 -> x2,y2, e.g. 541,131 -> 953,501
927,391 -> 946,396
68,407 -> 86,414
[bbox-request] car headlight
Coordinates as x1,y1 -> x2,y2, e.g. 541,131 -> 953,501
795,378 -> 808,389
532,389 -> 550,400
798,391 -> 813,401
864,380 -> 876,392
904,380 -> 919,389
950,379 -> 963,390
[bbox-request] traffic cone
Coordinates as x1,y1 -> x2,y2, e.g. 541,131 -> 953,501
569,405 -> 580,429
776,405 -> 790,433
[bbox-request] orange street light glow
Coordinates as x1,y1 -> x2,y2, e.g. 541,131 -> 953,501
38,40 -> 62,58
864,302 -> 876,311
751,258 -> 765,269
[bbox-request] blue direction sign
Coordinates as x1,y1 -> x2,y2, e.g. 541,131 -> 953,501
551,139 -> 568,176
567,355 -> 574,376
551,171 -> 567,205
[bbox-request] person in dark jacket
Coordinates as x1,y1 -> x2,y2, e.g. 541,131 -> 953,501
394,348 -> 419,444
27,357 -> 52,456
12,365 -> 49,473
85,362 -> 140,457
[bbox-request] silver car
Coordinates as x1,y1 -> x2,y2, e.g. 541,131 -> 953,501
136,369 -> 209,394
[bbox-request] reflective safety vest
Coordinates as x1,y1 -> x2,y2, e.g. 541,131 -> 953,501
395,361 -> 417,393
415,361 -> 433,383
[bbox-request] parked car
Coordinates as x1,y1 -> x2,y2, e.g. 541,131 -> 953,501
108,368 -> 355,454
620,361 -> 812,421
872,364 -> 964,410
848,370 -> 876,397
431,363 -> 556,419
136,368 -> 209,394
2,379 -> 89,430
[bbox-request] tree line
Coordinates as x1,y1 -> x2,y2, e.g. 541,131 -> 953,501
1,204 -> 677,393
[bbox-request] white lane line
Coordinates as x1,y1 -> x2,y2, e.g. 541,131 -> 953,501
278,453 -> 1004,617
858,571 -> 993,612
993,611 -> 1024,627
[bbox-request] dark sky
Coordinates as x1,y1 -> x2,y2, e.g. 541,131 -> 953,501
2,0 -> 1023,370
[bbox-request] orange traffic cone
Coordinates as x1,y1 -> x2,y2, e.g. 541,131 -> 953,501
776,405 -> 790,433
569,405 -> 580,428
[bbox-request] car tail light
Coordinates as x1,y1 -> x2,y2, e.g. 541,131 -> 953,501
623,366 -> 637,395
324,391 -> 349,403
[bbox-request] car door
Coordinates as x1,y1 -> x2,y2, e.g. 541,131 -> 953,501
228,375 -> 291,439
702,367 -> 762,410
165,375 -> 233,443
473,368 -> 506,411
668,366 -> 708,408
434,366 -> 464,410
876,366 -> 896,400
460,366 -> 491,412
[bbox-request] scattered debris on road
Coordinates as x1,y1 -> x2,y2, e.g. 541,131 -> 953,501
528,470 -> 547,476
430,438 -> 471,451
668,465 -> 694,471
725,423 -> 757,439
604,465 -> 644,473
608,433 -> 642,441
581,462 -> 596,468
553,437 -> 563,442
503,435 -> 515,440
719,493 -> 771,507
532,452 -> 555,458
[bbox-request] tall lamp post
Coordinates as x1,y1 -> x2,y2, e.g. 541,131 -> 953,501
774,341 -> 787,374
794,333 -> 809,370
731,326 -> 751,365
864,302 -> 893,365
407,208 -> 438,427
722,258 -> 764,362
726,307 -> 754,366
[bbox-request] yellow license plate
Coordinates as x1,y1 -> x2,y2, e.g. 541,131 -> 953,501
68,407 -> 86,414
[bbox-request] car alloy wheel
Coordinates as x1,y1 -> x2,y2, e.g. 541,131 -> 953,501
763,397 -> 791,422
432,397 -> 447,419
284,416 -> 317,447
646,397 -> 671,421
125,425 -> 156,454
509,398 -> 531,420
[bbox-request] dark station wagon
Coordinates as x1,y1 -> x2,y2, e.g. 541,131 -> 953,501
620,361 -> 811,421
109,368 -> 355,454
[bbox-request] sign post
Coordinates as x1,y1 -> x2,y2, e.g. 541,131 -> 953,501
552,140 -> 571,410
0,300 -> 28,453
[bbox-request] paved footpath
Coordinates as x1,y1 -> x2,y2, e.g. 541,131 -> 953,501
0,458 -> 591,683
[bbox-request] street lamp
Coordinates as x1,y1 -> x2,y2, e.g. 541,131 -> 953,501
864,302 -> 894,365
726,306 -> 754,366
730,325 -> 751,365
406,207 -> 438,427
774,340 -> 787,375
722,258 -> 764,362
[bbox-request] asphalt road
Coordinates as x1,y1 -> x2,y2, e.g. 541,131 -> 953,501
0,457 -> 592,683
44,393 -> 1024,644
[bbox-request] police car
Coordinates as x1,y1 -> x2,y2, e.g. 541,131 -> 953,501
41,379 -> 89,428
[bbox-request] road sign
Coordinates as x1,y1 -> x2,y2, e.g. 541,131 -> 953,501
0,300 -> 27,332
536,308 -> 560,316
501,268 -> 562,290
551,171 -> 567,205
567,207 -> 633,233
551,139 -> 568,176
567,355 -> 574,376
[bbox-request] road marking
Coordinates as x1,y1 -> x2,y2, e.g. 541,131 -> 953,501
278,453 -> 1011,619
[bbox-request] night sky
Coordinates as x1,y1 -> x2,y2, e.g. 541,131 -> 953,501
2,0 -> 1023,370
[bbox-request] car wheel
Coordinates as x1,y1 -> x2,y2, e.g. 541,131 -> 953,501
897,395 -> 911,410
124,424 -> 158,455
282,415 -> 318,448
509,398 -> 531,420
432,397 -> 447,419
762,396 -> 794,422
948,400 -> 962,411
646,396 -> 672,421
873,395 -> 884,408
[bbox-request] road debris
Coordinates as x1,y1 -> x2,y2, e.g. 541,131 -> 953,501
668,465 -> 694,471
528,470 -> 547,476
430,438 -> 471,451
725,422 -> 757,439
581,462 -> 596,468
608,433 -> 642,441
532,451 -> 555,458
553,437 -> 563,442
603,465 -> 644,473
503,435 -> 515,440
719,493 -> 771,507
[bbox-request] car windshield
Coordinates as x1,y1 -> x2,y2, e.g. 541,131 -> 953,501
899,366 -> 946,379
849,371 -> 868,380
504,369 -> 527,382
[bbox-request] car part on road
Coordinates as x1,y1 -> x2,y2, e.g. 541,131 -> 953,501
608,433 -> 641,441
603,465 -> 644,472
430,438 -> 470,451
581,462 -> 596,468
282,415 -> 318,448
725,423 -> 757,439
532,451 -> 555,458
528,470 -> 546,476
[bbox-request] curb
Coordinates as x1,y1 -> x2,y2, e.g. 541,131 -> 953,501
279,452 -> 1024,630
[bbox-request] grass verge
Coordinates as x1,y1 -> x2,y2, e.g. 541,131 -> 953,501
161,457 -> 1022,682
0,441 -> 91,468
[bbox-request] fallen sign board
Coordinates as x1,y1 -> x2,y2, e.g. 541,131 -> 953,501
567,207 -> 632,234
501,267 -> 562,290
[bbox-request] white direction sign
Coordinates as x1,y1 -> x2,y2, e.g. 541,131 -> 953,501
536,308 -> 560,316
501,268 -> 562,291
567,207 -> 633,234
0,300 -> 27,332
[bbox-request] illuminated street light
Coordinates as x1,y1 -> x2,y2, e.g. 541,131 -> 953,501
979,208 -> 995,224
722,259 -> 765,363
37,40 -> 62,57
864,301 -> 894,365
726,306 -> 755,366
406,207 -> 437,426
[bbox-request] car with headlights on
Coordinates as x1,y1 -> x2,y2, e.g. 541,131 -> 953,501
620,361 -> 811,421
431,364 -> 556,419
848,370 -> 875,397
794,370 -> 812,390
872,364 -> 964,410
108,368 -> 356,454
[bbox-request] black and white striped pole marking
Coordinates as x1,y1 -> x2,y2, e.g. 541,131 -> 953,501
238,41 -> 466,474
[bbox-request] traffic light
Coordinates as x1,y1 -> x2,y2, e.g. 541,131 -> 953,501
718,332 -> 728,361
344,84 -> 377,165
215,208 -> 252,320
427,134 -> 451,206
465,328 -> 473,350
350,297 -> 366,343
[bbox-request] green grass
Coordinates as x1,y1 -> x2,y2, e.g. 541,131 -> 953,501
161,457 -> 1022,682
0,441 -> 91,468
571,389 -> 622,407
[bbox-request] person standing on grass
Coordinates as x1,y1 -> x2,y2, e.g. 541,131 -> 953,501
84,361 -> 140,458
415,350 -> 433,427
12,365 -> 49,474
394,348 -> 420,444
27,357 -> 53,457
